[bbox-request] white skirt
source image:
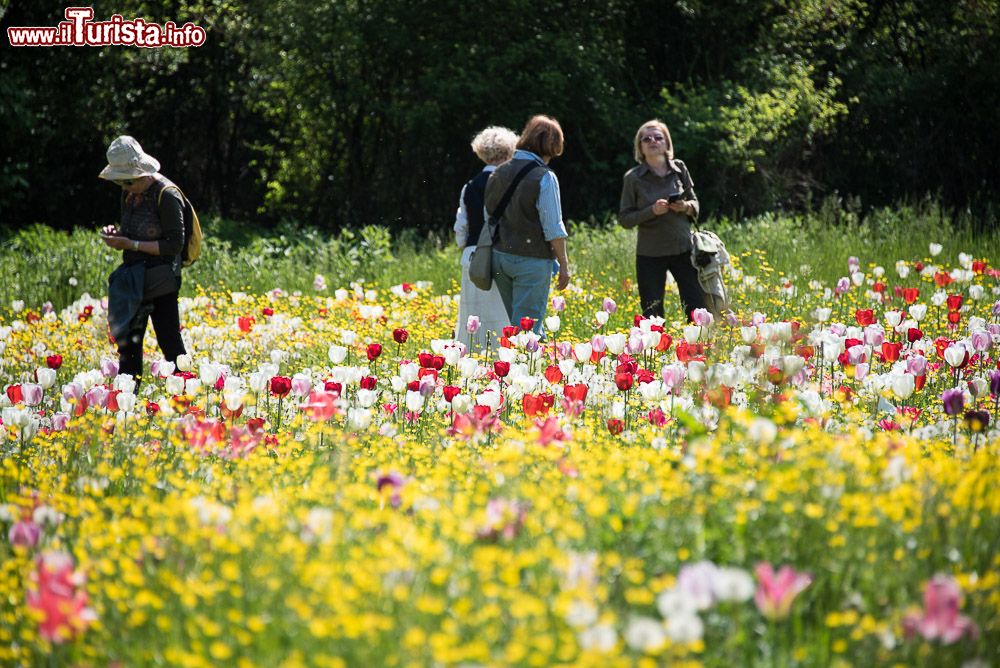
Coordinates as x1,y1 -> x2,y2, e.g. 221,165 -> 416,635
456,246 -> 510,352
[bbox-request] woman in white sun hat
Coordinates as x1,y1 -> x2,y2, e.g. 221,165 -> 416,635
99,135 -> 188,385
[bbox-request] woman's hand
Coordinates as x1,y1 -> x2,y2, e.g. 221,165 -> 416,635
652,199 -> 670,216
557,265 -> 571,290
667,200 -> 692,216
100,229 -> 131,251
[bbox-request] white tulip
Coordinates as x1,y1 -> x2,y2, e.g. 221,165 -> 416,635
929,242 -> 942,256
545,315 -> 560,333
328,345 -> 347,364
908,304 -> 927,322
891,374 -> 915,400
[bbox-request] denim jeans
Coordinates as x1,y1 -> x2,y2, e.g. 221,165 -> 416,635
492,250 -> 553,336
636,253 -> 706,321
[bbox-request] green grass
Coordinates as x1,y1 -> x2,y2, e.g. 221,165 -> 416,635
3,199 -> 998,311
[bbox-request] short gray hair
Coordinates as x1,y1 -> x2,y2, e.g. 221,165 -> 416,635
471,126 -> 518,164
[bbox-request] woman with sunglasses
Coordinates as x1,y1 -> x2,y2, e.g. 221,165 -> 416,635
619,119 -> 706,322
98,135 -> 187,384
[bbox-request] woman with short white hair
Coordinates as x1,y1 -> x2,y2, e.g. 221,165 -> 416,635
453,126 -> 518,350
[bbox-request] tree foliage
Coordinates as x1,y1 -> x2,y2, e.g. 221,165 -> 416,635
0,0 -> 996,233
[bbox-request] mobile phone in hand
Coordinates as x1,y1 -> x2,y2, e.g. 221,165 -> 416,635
667,193 -> 681,203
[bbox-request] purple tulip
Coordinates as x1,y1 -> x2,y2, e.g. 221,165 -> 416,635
989,369 -> 1000,396
590,335 -> 606,353
942,388 -> 965,416
971,330 -> 993,353
556,342 -> 573,360
835,277 -> 850,295
963,409 -> 990,432
992,300 -> 1000,317
602,297 -> 618,314
85,386 -> 109,409
524,337 -> 540,354
550,296 -> 566,312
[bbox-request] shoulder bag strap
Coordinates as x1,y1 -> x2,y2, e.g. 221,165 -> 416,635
487,161 -> 541,224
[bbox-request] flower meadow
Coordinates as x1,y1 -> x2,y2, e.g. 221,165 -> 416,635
1,244 -> 999,667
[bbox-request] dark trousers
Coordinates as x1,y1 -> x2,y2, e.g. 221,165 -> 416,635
636,253 -> 706,321
117,291 -> 186,381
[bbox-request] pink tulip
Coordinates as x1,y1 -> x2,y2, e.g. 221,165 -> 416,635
590,335 -> 606,353
26,551 -> 97,644
85,386 -> 109,409
466,315 -> 481,334
9,520 -> 41,548
62,382 -> 84,403
51,413 -> 70,431
100,357 -> 119,378
753,562 -> 811,620
550,296 -> 566,312
602,297 -> 618,313
300,391 -> 337,422
21,383 -> 43,407
902,575 -> 979,644
692,308 -> 714,327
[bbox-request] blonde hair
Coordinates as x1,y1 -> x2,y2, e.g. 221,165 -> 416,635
471,126 -> 519,164
517,115 -> 564,160
633,119 -> 674,163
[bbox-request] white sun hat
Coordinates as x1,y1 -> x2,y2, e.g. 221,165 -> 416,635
98,136 -> 161,180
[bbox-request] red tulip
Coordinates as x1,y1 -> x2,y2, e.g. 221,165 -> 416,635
563,384 -> 588,403
614,372 -> 633,392
6,384 -> 23,404
907,327 -> 923,343
873,281 -> 886,294
933,271 -> 953,287
359,376 -> 377,390
913,261 -> 924,272
522,394 -> 546,417
947,311 -> 962,325
971,260 -> 987,274
417,368 -> 438,381
881,342 -> 902,363
946,294 -> 963,311
324,381 -> 343,397
519,317 -> 535,332
442,386 -> 461,402
901,287 -> 920,304
914,375 -> 926,391
238,316 -> 255,333
262,307 -> 274,316
46,355 -> 63,370
145,400 -> 160,416
656,332 -> 673,352
854,309 -> 874,326
493,361 -> 510,378
269,376 -> 292,397
393,328 -> 409,344
606,418 -> 624,435
367,343 -> 383,361
543,365 -> 563,384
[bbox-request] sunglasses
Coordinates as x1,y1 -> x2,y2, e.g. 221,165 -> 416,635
113,178 -> 139,187
641,135 -> 666,144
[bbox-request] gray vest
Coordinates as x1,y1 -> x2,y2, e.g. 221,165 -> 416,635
484,158 -> 553,260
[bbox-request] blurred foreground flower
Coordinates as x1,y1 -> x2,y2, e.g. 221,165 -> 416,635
26,551 -> 97,644
754,562 -> 811,620
902,574 -> 979,644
